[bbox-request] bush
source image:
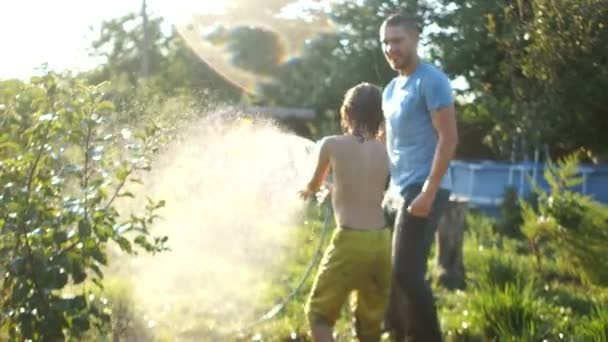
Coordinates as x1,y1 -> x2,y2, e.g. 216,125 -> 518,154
0,73 -> 168,340
521,153 -> 608,286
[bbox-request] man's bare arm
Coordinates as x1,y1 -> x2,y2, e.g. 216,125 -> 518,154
424,104 -> 458,195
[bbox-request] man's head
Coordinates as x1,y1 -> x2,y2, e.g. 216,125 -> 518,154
380,13 -> 420,74
340,83 -> 383,139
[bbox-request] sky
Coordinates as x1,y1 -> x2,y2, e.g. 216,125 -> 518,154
0,0 -> 225,79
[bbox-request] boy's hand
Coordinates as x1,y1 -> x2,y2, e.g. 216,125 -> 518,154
298,184 -> 331,204
298,188 -> 314,200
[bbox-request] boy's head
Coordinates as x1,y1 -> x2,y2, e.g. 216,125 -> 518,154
340,83 -> 383,139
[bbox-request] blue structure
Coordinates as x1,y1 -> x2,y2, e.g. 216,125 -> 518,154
447,161 -> 608,212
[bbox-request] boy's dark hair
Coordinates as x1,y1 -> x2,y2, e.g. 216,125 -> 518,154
382,12 -> 421,34
340,83 -> 383,140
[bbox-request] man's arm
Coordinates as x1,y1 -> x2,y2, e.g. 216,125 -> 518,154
407,104 -> 458,216
423,104 -> 459,196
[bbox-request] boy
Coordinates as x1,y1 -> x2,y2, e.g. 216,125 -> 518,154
299,83 -> 391,342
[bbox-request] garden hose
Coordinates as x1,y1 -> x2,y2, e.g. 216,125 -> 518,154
230,201 -> 334,337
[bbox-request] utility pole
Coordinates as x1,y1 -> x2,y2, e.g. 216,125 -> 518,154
141,0 -> 150,79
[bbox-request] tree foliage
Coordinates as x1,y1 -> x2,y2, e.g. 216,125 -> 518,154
431,0 -> 608,159
0,73 -> 168,340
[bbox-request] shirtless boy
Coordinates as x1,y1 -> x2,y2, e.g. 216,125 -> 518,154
299,83 -> 391,342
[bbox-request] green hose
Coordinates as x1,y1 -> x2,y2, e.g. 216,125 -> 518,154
230,201 -> 334,336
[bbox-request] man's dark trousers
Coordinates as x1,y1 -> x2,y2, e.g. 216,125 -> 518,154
384,183 -> 450,342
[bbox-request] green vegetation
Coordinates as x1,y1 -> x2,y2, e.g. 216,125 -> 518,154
1,0 -> 607,340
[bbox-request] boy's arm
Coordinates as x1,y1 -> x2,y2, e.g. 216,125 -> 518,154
299,138 -> 331,199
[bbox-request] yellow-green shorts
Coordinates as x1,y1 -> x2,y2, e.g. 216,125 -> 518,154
305,227 -> 392,339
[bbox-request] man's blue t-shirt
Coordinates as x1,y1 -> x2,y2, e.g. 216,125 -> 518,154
382,62 -> 454,195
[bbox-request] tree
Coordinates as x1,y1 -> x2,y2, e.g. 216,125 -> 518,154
430,0 -> 608,161
86,13 -> 241,108
0,73 -> 167,340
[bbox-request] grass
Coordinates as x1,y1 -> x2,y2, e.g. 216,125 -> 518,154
82,206 -> 608,341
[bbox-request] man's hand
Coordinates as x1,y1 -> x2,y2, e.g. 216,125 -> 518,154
407,190 -> 436,217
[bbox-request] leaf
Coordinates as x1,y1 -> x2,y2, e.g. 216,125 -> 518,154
52,269 -> 69,290
9,257 -> 26,276
89,247 -> 108,266
71,262 -> 87,285
115,236 -> 132,254
78,219 -> 91,238
54,231 -> 68,244
70,295 -> 87,312
96,100 -> 115,112
39,112 -> 55,121
113,223 -> 132,235
71,315 -> 90,333
118,191 -> 135,198
90,264 -> 104,280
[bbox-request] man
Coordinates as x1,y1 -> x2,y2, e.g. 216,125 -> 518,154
379,13 -> 459,342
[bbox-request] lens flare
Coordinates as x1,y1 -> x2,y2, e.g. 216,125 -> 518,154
171,0 -> 336,93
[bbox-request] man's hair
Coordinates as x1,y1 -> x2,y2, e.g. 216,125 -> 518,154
340,83 -> 383,140
382,12 -> 421,34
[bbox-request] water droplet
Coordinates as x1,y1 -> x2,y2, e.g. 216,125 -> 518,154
121,128 -> 132,140
39,113 -> 55,121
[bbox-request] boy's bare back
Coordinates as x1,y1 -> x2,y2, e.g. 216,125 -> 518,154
321,135 -> 389,230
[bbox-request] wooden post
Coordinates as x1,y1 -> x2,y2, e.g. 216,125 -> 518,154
434,197 -> 468,289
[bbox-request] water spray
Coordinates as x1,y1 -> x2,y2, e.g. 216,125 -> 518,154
231,193 -> 333,337
110,112 -> 333,339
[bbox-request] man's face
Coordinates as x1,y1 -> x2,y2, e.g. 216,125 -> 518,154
380,24 -> 418,73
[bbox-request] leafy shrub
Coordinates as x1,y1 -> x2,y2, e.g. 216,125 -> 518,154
0,73 -> 167,340
521,154 -> 608,286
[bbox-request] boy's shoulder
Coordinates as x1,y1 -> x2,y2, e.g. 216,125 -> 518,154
318,135 -> 341,145
315,135 -> 340,155
322,135 -> 359,145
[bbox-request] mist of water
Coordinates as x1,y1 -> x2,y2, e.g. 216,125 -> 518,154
110,111 -> 318,339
